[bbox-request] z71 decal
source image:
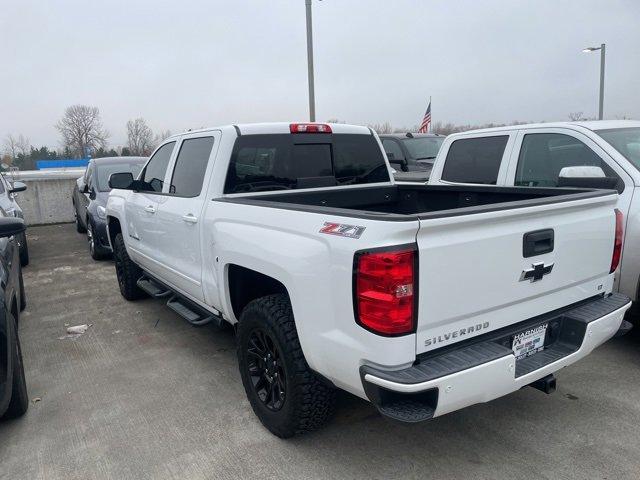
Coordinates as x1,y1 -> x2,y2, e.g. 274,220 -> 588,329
319,222 -> 366,239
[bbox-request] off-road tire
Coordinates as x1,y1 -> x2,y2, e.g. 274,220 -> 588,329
113,233 -> 145,300
3,314 -> 28,419
237,294 -> 336,438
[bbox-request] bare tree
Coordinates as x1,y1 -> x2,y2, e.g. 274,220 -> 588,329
16,134 -> 30,157
126,118 -> 154,156
568,112 -> 586,121
55,105 -> 109,158
431,121 -> 468,135
368,122 -> 394,134
3,134 -> 18,160
153,129 -> 173,148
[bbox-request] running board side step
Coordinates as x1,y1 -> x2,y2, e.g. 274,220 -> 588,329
137,278 -> 172,298
138,275 -> 224,328
166,295 -> 224,328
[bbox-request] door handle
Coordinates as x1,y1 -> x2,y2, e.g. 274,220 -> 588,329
523,229 -> 554,257
144,205 -> 156,213
182,214 -> 198,224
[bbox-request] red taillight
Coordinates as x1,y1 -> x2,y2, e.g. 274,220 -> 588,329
610,209 -> 623,273
354,246 -> 416,336
289,123 -> 332,134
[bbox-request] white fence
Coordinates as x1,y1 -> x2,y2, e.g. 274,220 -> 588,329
10,169 -> 84,225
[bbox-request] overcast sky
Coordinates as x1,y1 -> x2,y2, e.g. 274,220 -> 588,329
1,0 -> 639,148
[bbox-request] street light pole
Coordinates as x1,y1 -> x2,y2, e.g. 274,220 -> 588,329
598,43 -> 605,120
305,0 -> 316,122
582,43 -> 606,120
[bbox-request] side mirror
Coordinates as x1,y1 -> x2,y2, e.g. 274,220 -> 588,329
387,152 -> 409,172
9,181 -> 27,194
0,217 -> 25,238
558,166 -> 620,191
560,166 -> 605,178
109,172 -> 135,190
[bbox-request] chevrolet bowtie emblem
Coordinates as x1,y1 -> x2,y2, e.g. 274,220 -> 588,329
520,262 -> 554,282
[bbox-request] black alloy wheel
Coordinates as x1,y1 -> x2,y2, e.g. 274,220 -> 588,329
246,328 -> 286,411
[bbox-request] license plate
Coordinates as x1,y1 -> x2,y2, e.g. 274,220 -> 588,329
512,323 -> 548,360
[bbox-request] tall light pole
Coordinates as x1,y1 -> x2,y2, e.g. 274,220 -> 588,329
305,0 -> 316,121
582,43 -> 606,120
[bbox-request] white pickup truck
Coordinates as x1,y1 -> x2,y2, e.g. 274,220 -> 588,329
428,120 -> 640,307
105,122 -> 631,438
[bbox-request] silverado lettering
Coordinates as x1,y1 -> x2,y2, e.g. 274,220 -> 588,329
424,322 -> 490,347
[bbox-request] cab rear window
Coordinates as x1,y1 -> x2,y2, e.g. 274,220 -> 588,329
224,134 -> 389,193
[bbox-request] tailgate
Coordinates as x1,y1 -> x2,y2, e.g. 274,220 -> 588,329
415,193 -> 618,355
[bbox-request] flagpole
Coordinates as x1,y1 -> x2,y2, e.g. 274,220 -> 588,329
429,96 -> 432,133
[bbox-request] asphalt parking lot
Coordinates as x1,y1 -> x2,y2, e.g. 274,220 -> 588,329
1,223 -> 639,480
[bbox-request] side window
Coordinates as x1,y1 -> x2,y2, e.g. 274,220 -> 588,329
142,142 -> 176,192
169,137 -> 215,197
382,139 -> 404,160
515,133 -> 621,188
441,136 -> 508,184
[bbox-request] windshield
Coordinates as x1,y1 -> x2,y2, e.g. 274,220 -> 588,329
596,127 -> 640,168
96,162 -> 144,191
402,137 -> 445,160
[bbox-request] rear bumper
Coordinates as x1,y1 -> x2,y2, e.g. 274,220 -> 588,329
361,293 -> 631,422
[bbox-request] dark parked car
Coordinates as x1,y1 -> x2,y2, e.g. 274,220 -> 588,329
0,215 -> 28,421
72,157 -> 146,260
0,174 -> 29,266
378,133 -> 445,181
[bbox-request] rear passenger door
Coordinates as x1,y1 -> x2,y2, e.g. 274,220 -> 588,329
154,132 -> 220,303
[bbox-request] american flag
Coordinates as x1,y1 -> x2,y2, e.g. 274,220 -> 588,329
418,101 -> 431,133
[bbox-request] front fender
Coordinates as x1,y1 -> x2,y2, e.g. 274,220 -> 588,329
105,192 -> 129,246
